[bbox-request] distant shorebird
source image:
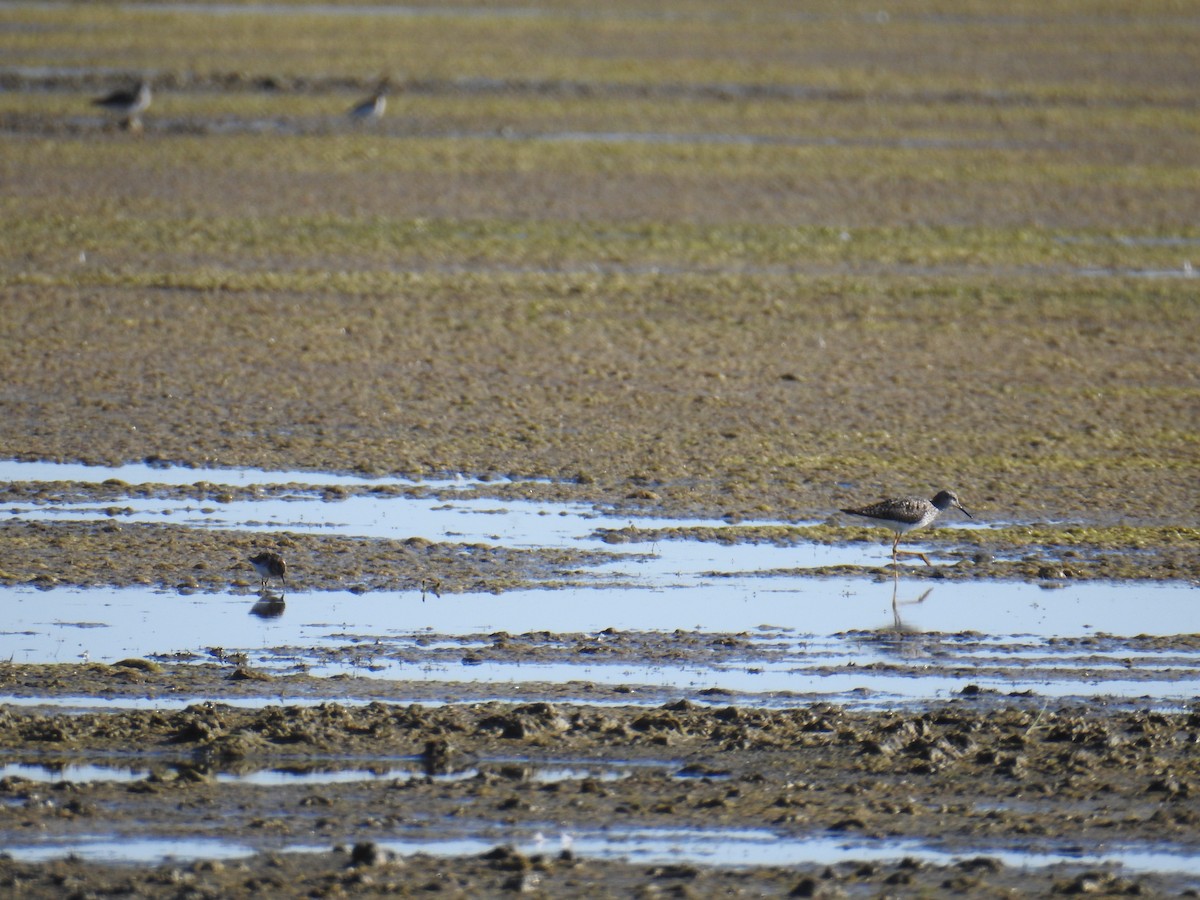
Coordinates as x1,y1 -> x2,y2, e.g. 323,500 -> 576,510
249,550 -> 287,591
348,84 -> 387,120
93,80 -> 152,130
841,490 -> 972,566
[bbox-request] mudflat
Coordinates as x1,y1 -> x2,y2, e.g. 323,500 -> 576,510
0,0 -> 1198,895
1,688 -> 1199,897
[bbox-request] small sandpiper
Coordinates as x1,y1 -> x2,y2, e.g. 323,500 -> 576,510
348,83 -> 387,120
841,490 -> 972,566
93,80 -> 152,130
249,550 -> 287,591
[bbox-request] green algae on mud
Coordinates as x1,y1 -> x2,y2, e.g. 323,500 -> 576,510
5,0 -> 1198,98
7,209 -> 1200,276
1,2 -> 1196,535
0,275 -> 1194,532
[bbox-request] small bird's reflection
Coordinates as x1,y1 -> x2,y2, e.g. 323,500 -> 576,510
890,571 -> 933,631
249,594 -> 286,619
850,572 -> 935,661
420,577 -> 442,603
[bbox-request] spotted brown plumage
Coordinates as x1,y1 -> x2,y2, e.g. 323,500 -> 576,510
841,490 -> 972,566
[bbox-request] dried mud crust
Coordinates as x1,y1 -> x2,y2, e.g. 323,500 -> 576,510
0,699 -> 1198,897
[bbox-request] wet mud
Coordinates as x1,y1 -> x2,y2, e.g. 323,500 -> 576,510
0,851 -> 1178,899
1,697 -> 1199,896
0,518 -> 630,595
0,481 -> 1195,590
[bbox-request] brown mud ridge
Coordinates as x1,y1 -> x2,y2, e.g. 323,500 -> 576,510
1,697 -> 1199,897
0,850 -> 1179,899
0,519 -> 634,595
0,496 -> 1196,590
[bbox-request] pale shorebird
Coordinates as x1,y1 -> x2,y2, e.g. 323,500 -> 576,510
841,490 -> 972,566
348,84 -> 387,120
249,550 -> 287,591
93,80 -> 152,130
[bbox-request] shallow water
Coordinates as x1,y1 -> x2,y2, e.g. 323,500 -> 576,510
3,578 -> 1198,707
1,460 -> 1196,708
0,459 -> 477,490
6,825 -> 1200,880
0,756 -> 656,787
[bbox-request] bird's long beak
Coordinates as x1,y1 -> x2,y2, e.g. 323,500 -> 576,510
956,502 -> 973,518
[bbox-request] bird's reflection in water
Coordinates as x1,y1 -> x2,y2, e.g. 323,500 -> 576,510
850,572 -> 935,661
250,592 -> 286,619
890,571 -> 933,631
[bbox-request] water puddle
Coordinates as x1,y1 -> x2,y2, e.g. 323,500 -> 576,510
4,837 -> 258,864
548,830 -> 1200,878
0,760 -> 476,786
0,756 -> 660,787
0,459 -> 481,490
1,579 -> 1197,707
5,826 -> 1200,880
533,130 -> 1043,151
0,459 -> 917,567
0,762 -> 148,784
4,491 -> 741,555
1079,265 -> 1198,279
1,459 -> 1196,708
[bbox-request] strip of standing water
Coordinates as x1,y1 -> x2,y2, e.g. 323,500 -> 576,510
1,461 -> 1196,708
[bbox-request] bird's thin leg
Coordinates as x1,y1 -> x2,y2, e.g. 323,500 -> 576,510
893,531 -> 932,566
895,548 -> 933,566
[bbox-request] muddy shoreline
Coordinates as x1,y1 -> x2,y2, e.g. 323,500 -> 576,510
1,698 -> 1198,896
1,490 -> 1196,590
0,851 -> 1181,898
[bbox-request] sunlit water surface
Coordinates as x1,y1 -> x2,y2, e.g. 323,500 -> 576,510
1,460 -> 1195,709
